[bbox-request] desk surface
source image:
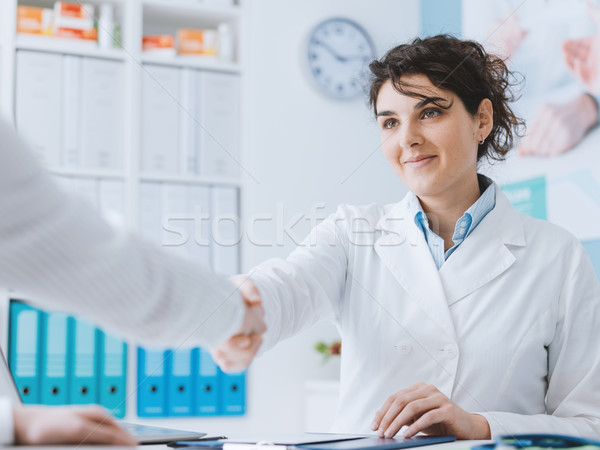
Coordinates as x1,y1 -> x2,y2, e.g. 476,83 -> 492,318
0,440 -> 492,450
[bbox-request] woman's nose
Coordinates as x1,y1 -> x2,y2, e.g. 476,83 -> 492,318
397,123 -> 424,150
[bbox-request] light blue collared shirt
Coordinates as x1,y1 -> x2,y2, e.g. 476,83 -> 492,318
411,174 -> 496,270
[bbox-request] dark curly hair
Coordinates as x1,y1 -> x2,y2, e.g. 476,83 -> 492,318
368,34 -> 525,162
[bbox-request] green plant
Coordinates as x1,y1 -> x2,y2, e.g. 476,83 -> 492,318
314,341 -> 341,362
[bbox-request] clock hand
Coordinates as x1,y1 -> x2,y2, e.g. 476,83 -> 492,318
316,40 -> 348,63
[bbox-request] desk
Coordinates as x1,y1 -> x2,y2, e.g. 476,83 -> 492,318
0,440 -> 492,450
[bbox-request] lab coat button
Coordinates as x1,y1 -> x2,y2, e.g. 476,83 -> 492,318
395,341 -> 412,355
444,344 -> 458,359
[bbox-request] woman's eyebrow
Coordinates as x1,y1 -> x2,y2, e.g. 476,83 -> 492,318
376,110 -> 396,117
414,96 -> 450,110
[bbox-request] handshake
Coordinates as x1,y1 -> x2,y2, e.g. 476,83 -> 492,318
211,275 -> 267,372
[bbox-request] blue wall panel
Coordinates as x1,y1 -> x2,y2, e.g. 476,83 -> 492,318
421,0 -> 462,38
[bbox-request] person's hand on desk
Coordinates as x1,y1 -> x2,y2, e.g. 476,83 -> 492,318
13,404 -> 137,445
370,382 -> 490,440
211,275 -> 266,372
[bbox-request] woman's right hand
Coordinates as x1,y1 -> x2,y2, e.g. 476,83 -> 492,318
210,275 -> 266,372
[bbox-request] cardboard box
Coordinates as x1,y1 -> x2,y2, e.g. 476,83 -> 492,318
177,29 -> 217,56
53,2 -> 97,41
17,6 -> 54,35
142,35 -> 176,55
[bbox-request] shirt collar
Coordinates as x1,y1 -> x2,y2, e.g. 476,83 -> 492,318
410,174 -> 496,237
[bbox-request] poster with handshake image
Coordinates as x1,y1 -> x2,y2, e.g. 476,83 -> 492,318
463,0 -> 600,261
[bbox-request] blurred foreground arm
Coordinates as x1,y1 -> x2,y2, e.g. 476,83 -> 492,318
0,119 -> 244,348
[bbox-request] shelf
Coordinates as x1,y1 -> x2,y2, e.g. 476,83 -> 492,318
140,173 -> 242,186
140,53 -> 240,72
49,168 -> 127,179
142,0 -> 241,19
15,34 -> 126,61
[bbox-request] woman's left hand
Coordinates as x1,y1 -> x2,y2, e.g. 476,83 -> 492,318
370,382 -> 490,440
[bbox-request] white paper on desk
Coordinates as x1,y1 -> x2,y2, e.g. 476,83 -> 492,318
224,433 -> 366,446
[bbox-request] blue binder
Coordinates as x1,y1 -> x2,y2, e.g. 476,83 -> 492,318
194,348 -> 220,415
137,348 -> 167,417
220,368 -> 245,415
166,348 -> 193,416
69,318 -> 98,404
8,301 -> 41,404
98,331 -> 127,418
40,311 -> 70,405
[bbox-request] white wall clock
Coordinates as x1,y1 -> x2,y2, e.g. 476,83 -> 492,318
307,18 -> 376,100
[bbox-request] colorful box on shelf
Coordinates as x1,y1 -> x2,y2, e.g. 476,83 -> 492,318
53,2 -> 97,41
143,35 -> 176,56
17,6 -> 54,35
177,29 -> 217,56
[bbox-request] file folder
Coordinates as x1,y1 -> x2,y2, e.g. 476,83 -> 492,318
61,54 -> 83,168
195,348 -> 220,415
198,72 -> 240,177
8,301 -> 41,404
166,349 -> 193,416
141,64 -> 181,173
69,318 -> 98,404
211,187 -> 240,277
137,348 -> 168,417
220,368 -> 245,415
81,58 -> 124,170
15,51 -> 62,168
40,311 -> 70,405
99,331 -> 127,418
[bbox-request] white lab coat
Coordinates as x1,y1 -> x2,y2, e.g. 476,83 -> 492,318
250,185 -> 600,438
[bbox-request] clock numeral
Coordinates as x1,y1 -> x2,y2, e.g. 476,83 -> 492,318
313,67 -> 321,76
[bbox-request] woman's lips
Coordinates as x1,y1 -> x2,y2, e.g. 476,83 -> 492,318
404,155 -> 436,168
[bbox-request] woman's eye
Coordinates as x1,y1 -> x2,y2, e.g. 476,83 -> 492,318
383,119 -> 398,129
422,109 -> 440,119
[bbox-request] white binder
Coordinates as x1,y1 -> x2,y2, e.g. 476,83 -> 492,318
198,72 -> 240,177
179,68 -> 199,175
161,183 -> 189,257
61,55 -> 83,168
139,182 -> 162,243
141,64 -> 181,174
15,50 -> 62,168
81,58 -> 124,170
187,185 -> 212,265
211,187 -> 240,275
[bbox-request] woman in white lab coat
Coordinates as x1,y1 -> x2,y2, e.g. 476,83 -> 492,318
215,35 -> 600,439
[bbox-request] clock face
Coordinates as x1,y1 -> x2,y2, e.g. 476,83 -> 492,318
307,18 -> 376,100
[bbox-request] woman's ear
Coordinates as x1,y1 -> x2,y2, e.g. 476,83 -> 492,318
478,98 -> 494,138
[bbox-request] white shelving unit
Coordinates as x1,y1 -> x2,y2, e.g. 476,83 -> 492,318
0,0 -> 246,424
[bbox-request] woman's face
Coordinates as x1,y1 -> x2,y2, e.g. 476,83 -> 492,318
376,74 -> 489,201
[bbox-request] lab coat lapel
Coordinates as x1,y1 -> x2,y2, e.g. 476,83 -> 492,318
374,196 -> 457,340
439,185 -> 526,306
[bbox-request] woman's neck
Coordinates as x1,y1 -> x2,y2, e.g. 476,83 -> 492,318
418,175 -> 482,250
